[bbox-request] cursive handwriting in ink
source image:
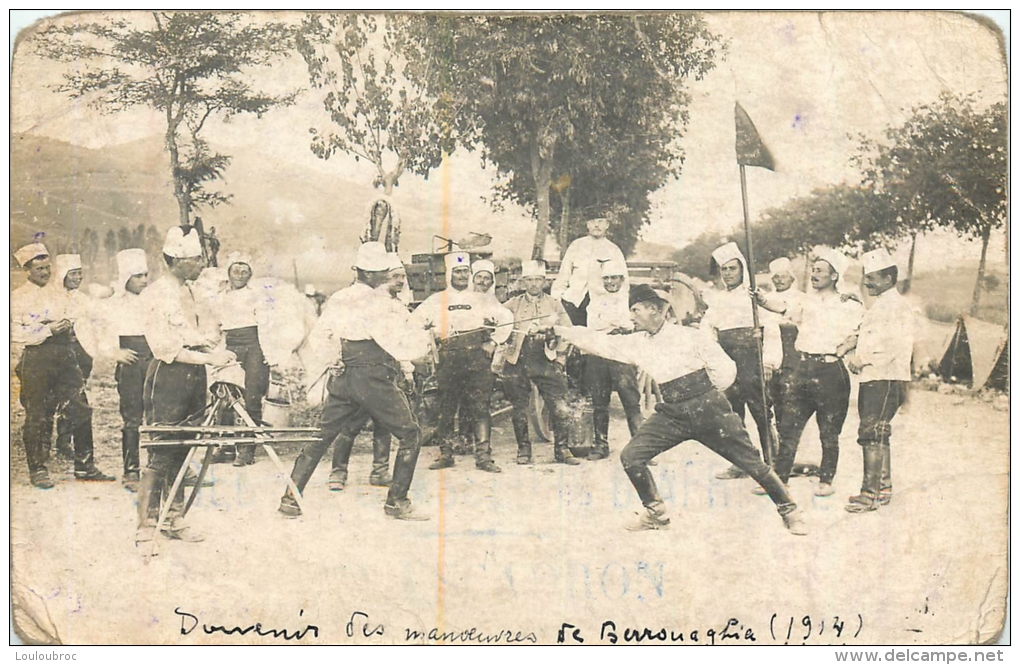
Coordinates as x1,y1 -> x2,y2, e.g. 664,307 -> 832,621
175,608 -> 319,641
346,611 -> 385,639
561,617 -> 756,645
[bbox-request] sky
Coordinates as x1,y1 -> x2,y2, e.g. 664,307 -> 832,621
9,11 -> 1009,269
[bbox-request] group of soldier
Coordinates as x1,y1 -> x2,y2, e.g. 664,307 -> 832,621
11,211 -> 914,549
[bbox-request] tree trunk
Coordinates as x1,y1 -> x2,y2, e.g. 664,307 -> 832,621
558,186 -> 571,259
530,137 -> 554,261
165,126 -> 191,227
903,231 -> 918,294
382,174 -> 395,196
969,225 -> 991,317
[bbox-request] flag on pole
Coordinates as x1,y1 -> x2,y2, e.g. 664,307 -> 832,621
734,102 -> 775,171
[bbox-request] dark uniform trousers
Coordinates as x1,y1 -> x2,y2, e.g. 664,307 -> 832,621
717,328 -> 774,453
434,337 -> 496,465
502,338 -> 573,457
223,326 -> 271,459
856,379 -> 908,494
584,355 -> 643,453
619,369 -> 796,513
294,340 -> 420,506
771,323 -> 799,427
115,335 -> 153,476
137,360 -> 208,526
16,331 -> 97,478
55,335 -> 94,455
774,355 -> 851,485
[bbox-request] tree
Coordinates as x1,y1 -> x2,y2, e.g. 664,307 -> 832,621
103,229 -> 117,259
853,94 -> 1006,308
296,14 -> 452,199
33,12 -> 298,226
404,14 -> 723,259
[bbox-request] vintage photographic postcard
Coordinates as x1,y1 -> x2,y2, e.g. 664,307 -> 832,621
9,10 -> 1008,646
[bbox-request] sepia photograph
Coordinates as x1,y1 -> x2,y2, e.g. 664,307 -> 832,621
8,10 -> 1009,648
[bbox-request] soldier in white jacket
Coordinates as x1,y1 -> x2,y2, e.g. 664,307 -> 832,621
844,249 -> 915,513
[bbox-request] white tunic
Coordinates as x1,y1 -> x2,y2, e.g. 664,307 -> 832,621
559,321 -> 736,390
786,291 -> 863,355
856,288 -> 915,382
551,236 -> 627,307
411,287 -> 513,345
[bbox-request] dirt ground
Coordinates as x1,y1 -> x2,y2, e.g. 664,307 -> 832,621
9,358 -> 1009,645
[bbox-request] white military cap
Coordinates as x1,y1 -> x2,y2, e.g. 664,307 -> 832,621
769,257 -> 794,276
54,254 -> 82,284
387,253 -> 405,272
600,258 -> 627,277
14,243 -> 49,267
225,251 -> 252,269
861,249 -> 896,275
163,226 -> 203,258
521,260 -> 546,278
814,248 -> 848,281
116,248 -> 148,287
711,241 -> 746,269
472,259 -> 495,278
444,251 -> 471,271
355,242 -> 390,271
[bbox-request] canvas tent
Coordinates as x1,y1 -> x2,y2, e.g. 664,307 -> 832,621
938,316 -> 1009,391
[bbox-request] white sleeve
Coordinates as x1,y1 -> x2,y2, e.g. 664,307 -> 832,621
550,243 -> 577,300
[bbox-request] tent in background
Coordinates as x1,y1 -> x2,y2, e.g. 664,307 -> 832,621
938,316 -> 1009,391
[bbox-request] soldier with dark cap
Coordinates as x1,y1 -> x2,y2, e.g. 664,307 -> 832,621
12,242 -> 115,489
844,249 -> 914,513
280,242 -> 432,521
555,284 -> 807,534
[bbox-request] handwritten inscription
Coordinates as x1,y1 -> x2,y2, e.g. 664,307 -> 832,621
558,617 -> 756,645
175,608 -> 319,641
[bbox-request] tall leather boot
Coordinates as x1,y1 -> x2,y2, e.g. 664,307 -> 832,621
846,445 -> 883,513
386,435 -> 422,507
589,409 -> 611,460
753,467 -> 808,535
512,410 -> 532,464
122,429 -> 141,491
279,447 -> 323,517
329,432 -> 355,489
474,417 -> 500,472
72,413 -> 113,481
878,445 -> 892,505
384,439 -> 429,521
370,428 -> 392,486
233,442 -> 256,467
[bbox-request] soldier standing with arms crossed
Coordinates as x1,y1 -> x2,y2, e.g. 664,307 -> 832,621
12,243 -> 114,489
844,249 -> 915,513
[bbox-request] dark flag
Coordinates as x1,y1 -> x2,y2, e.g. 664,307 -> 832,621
734,102 -> 776,171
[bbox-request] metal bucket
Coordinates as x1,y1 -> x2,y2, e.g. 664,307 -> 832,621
262,398 -> 291,428
267,379 -> 289,402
